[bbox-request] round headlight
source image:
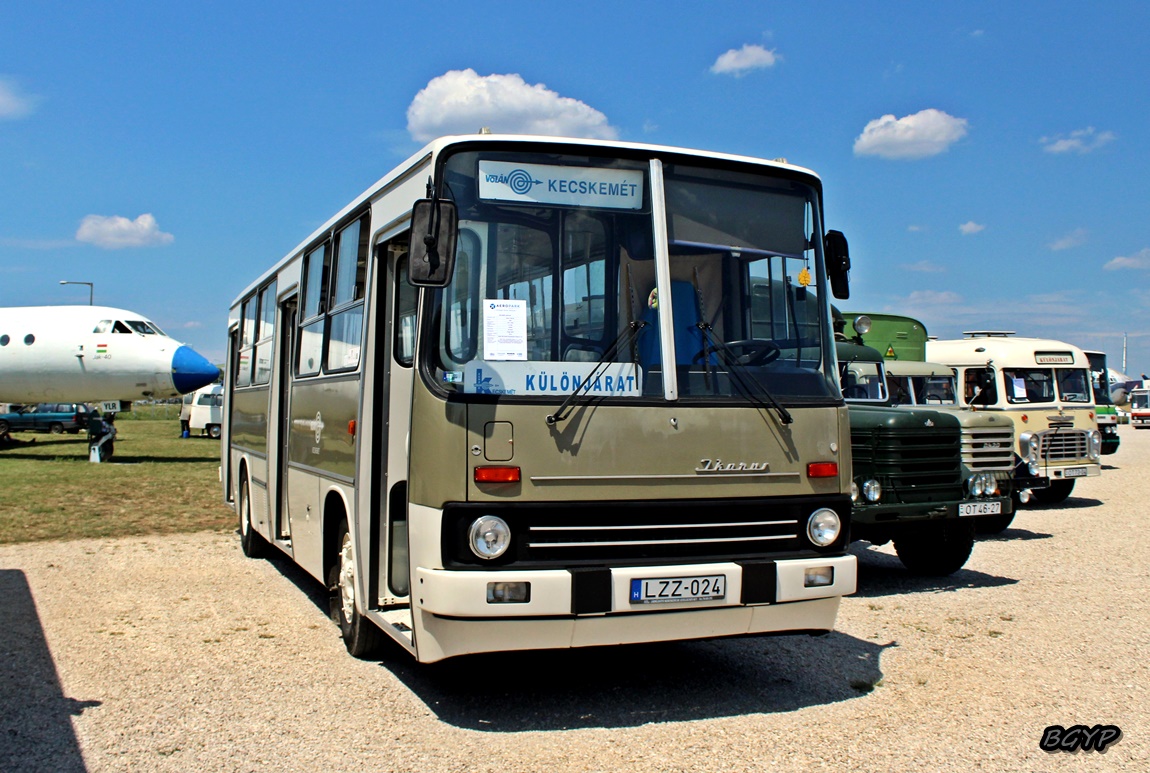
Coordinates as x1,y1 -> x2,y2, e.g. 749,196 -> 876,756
1028,459 -> 1040,476
967,474 -> 985,497
981,472 -> 999,497
850,481 -> 859,502
468,515 -> 511,560
1026,434 -> 1040,458
807,508 -> 842,547
853,315 -> 873,335
862,479 -> 882,502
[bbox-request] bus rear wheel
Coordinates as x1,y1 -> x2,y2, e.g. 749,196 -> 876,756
329,519 -> 384,659
1033,480 -> 1075,504
893,520 -> 975,576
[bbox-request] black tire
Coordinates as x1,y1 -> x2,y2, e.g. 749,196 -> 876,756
238,476 -> 268,558
208,424 -> 222,439
893,520 -> 976,576
49,422 -> 64,434
0,420 -> 9,434
329,519 -> 384,659
1032,479 -> 1074,504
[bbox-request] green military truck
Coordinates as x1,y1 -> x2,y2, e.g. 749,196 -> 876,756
836,335 -> 1012,574
841,312 -> 1018,533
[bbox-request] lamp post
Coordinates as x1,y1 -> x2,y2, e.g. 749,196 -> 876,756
59,280 -> 94,305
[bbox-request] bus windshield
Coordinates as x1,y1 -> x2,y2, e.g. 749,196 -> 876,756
425,149 -> 837,403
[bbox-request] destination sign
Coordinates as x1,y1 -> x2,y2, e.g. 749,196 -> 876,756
460,360 -> 643,396
1034,351 -> 1075,365
478,161 -> 644,209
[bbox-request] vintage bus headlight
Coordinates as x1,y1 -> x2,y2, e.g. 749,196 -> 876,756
1019,432 -> 1039,460
468,516 -> 511,560
1088,430 -> 1101,460
1028,459 -> 1040,476
862,479 -> 882,502
807,508 -> 842,546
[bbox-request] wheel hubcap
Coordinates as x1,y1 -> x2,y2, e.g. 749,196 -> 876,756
339,534 -> 356,623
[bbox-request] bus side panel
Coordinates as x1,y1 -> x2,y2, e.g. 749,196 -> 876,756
408,384 -> 468,508
230,387 -> 270,456
287,377 -> 359,481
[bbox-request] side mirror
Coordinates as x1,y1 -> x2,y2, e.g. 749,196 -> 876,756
825,230 -> 850,299
408,199 -> 458,287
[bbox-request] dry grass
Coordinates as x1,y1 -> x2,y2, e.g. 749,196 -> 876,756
0,419 -> 235,544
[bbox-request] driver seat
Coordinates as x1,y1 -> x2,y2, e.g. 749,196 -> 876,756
636,281 -> 715,370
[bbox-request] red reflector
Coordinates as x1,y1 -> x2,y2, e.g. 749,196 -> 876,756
474,466 -> 521,483
347,419 -> 356,436
807,462 -> 838,478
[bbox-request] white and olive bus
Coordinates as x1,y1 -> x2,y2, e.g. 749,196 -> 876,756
224,134 -> 857,663
927,332 -> 1102,504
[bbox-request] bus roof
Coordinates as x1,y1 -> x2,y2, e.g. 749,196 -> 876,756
927,336 -> 1090,367
884,359 -> 952,377
229,134 -> 823,309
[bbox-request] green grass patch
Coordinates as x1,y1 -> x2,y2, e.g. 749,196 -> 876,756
0,419 -> 235,544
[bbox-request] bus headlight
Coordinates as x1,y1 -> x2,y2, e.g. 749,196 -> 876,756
1088,430 -> 1101,460
1028,459 -> 1040,476
862,479 -> 882,502
468,516 -> 511,560
807,508 -> 842,547
1019,432 -> 1039,460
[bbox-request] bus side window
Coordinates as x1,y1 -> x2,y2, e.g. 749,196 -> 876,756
964,368 -> 996,405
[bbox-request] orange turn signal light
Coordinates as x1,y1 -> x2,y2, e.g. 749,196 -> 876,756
474,466 -> 521,483
806,462 -> 839,478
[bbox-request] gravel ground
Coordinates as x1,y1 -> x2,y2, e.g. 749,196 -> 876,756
2,424 -> 1148,772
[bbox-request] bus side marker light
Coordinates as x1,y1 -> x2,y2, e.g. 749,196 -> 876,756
474,466 -> 521,483
487,581 -> 530,603
348,419 -> 356,436
807,462 -> 838,478
804,567 -> 835,587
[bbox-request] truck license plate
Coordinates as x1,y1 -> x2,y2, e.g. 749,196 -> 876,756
630,575 -> 726,604
959,501 -> 1002,516
1063,467 -> 1088,478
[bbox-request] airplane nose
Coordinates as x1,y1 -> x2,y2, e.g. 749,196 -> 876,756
172,345 -> 221,394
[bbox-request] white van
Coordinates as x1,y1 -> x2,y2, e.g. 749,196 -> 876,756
187,384 -> 223,438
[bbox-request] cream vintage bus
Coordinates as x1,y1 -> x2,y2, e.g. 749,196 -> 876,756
224,134 -> 858,663
927,332 -> 1101,504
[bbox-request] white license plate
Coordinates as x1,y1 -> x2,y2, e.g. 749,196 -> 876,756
630,575 -> 726,604
1063,467 -> 1088,478
959,501 -> 1002,516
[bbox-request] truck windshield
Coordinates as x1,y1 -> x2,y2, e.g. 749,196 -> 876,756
424,149 -> 837,404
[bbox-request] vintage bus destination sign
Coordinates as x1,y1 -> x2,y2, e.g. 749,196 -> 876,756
478,161 -> 644,209
459,361 -> 643,396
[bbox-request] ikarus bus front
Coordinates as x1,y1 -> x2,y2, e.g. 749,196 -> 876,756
225,134 -> 857,663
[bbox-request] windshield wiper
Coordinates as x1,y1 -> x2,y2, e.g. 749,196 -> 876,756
698,327 -> 793,425
545,320 -> 647,426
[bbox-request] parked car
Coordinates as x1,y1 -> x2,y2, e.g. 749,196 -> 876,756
0,403 -> 93,434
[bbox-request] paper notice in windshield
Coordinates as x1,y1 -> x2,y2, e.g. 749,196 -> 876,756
483,300 -> 528,361
1012,377 -> 1028,399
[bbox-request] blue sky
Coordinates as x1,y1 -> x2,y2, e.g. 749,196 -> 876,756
2,2 -> 1148,378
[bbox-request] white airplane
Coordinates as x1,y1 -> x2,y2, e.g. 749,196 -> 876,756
0,305 -> 220,404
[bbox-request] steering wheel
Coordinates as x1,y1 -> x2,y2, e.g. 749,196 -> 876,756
694,339 -> 781,367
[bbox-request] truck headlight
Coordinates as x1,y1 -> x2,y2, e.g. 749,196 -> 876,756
807,508 -> 842,547
862,479 -> 882,502
468,516 -> 511,560
850,481 -> 859,502
967,474 -> 985,498
1088,430 -> 1101,460
981,472 -> 999,497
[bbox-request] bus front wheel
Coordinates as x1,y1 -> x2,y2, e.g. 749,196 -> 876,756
238,476 -> 269,558
329,519 -> 384,659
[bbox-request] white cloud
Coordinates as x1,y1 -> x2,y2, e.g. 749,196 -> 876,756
1104,248 -> 1150,271
0,76 -> 38,120
1049,228 -> 1088,251
853,109 -> 969,160
959,221 -> 985,235
75,213 -> 175,249
902,260 -> 946,273
1040,127 -> 1115,154
406,69 -> 617,143
907,225 -> 927,232
710,44 -> 780,77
